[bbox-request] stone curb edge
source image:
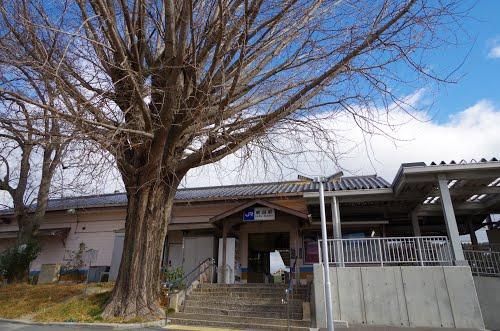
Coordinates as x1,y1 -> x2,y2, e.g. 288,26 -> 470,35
0,317 -> 166,329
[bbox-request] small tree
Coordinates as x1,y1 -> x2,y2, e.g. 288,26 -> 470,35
0,104 -> 69,245
65,242 -> 88,271
0,93 -> 70,281
0,0 -> 465,319
0,240 -> 40,283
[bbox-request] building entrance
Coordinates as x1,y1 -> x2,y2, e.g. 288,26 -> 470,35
247,232 -> 290,283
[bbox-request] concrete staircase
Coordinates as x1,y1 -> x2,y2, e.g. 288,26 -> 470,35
167,283 -> 311,330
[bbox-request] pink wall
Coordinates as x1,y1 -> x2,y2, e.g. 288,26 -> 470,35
0,208 -> 125,272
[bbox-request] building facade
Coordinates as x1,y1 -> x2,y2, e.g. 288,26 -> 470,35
0,159 -> 499,279
1,159 -> 499,328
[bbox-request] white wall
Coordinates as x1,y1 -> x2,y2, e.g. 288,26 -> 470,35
313,265 -> 484,329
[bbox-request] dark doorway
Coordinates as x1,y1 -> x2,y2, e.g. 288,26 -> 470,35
247,232 -> 290,283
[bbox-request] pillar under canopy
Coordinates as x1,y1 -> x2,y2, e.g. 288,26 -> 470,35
411,211 -> 421,236
331,196 -> 342,239
467,218 -> 479,246
331,196 -> 344,267
437,175 -> 466,264
221,222 -> 228,283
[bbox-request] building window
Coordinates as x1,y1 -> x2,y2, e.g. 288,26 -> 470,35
303,235 -> 319,264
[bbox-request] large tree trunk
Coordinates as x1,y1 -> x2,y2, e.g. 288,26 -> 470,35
102,179 -> 176,320
16,214 -> 37,244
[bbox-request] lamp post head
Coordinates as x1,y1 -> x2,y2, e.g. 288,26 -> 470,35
298,171 -> 344,183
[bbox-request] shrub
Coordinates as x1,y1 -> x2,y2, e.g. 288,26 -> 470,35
0,241 -> 41,283
162,266 -> 184,289
64,242 -> 87,271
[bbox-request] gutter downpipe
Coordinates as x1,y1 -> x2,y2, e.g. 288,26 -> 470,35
317,177 -> 335,331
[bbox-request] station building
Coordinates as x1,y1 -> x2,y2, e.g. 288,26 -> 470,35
1,159 -> 499,329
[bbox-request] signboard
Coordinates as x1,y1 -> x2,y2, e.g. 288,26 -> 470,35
243,207 -> 275,221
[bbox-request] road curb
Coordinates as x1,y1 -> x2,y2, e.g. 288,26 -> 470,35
0,317 -> 166,329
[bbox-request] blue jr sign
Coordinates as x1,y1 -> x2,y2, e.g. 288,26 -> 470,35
243,207 -> 275,221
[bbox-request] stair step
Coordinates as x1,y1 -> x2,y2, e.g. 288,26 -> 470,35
198,284 -> 306,290
182,306 -> 303,319
168,317 -> 310,330
194,288 -> 307,296
200,283 -> 292,288
188,292 -> 306,300
177,284 -> 308,328
168,312 -> 311,327
188,293 -> 307,302
185,301 -> 302,313
185,296 -> 303,305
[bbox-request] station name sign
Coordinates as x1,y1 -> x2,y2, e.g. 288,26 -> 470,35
243,207 -> 275,221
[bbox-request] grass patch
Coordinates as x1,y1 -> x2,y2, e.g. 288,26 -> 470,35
34,290 -> 150,324
1,282 -> 160,324
33,291 -> 111,323
0,284 -> 84,319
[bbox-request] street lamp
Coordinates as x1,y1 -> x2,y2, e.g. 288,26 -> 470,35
301,172 -> 342,331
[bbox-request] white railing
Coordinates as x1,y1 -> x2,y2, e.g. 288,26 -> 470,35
318,236 -> 453,267
464,250 -> 500,277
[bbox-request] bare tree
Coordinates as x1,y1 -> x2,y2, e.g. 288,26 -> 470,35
0,100 -> 68,245
0,0 -> 464,319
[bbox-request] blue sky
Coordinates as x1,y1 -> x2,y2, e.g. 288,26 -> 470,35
185,2 -> 500,188
429,1 -> 500,123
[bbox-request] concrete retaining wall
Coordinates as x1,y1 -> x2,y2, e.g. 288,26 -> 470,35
313,265 -> 484,329
474,276 -> 500,331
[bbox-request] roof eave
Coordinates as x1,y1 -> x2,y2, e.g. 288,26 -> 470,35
303,187 -> 393,198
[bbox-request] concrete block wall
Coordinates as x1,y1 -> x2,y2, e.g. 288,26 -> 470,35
313,265 -> 484,329
473,276 -> 500,331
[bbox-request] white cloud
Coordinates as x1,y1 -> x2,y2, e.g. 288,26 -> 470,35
183,98 -> 500,187
487,37 -> 500,59
488,45 -> 500,59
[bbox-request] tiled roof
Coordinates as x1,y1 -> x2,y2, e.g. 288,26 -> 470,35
0,175 -> 390,214
428,157 -> 498,166
176,175 -> 390,201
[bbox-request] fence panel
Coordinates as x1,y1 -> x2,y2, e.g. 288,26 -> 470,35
464,250 -> 500,277
319,236 -> 453,267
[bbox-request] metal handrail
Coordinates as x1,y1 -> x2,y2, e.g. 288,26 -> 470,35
319,236 -> 453,266
285,257 -> 298,331
464,249 -> 500,277
162,257 -> 216,293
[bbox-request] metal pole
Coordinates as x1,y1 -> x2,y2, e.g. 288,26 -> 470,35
318,177 -> 335,331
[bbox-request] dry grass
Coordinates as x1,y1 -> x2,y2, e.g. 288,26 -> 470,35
0,283 -> 85,319
0,282 -> 158,323
33,291 -> 110,323
34,289 -> 150,324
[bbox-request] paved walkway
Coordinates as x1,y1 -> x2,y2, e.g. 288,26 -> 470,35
318,327 -> 482,331
0,321 -> 161,331
1,321 -> 485,331
165,326 -> 240,331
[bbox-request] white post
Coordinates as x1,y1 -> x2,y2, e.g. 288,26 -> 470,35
437,175 -> 466,264
331,196 -> 344,267
318,178 -> 335,331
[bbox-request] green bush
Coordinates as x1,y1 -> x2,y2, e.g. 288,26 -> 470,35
0,241 -> 41,283
162,266 -> 184,288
